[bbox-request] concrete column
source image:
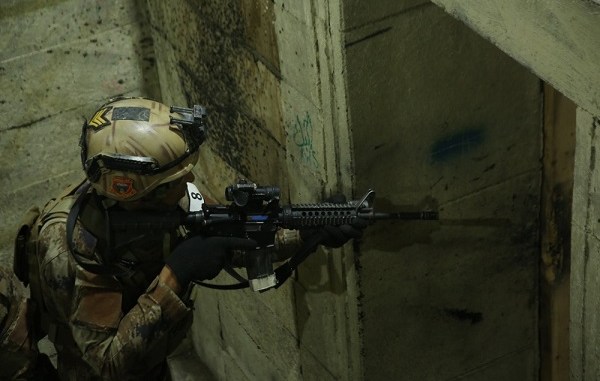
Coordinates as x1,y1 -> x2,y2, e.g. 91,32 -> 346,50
146,0 -> 360,379
570,108 -> 600,381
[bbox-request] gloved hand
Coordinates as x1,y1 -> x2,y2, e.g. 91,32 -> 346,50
165,236 -> 257,288
300,194 -> 369,248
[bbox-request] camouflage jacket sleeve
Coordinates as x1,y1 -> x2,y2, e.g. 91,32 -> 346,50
0,266 -> 38,379
37,222 -> 192,380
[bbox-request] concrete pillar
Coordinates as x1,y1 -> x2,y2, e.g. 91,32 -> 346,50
146,0 -> 360,379
571,108 -> 600,381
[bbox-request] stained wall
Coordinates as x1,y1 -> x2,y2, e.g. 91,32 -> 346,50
426,2 -> 600,379
146,0 -> 547,380
343,2 -> 542,379
0,0 -> 556,379
146,1 -> 361,379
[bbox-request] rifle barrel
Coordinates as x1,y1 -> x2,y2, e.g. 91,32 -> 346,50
367,211 -> 439,221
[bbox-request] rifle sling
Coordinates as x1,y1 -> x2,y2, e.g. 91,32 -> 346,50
66,182 -> 132,277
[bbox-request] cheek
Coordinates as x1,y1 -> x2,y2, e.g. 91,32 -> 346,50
164,183 -> 187,204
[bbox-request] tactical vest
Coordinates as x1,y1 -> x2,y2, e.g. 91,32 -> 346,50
13,180 -> 88,345
13,179 -> 205,343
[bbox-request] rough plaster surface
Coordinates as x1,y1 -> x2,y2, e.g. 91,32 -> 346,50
345,4 -> 540,380
0,0 -> 141,62
430,0 -> 600,118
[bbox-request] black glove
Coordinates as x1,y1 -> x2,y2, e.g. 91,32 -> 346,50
300,194 -> 368,248
166,236 -> 257,287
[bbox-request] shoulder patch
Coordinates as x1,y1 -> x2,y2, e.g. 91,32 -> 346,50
72,224 -> 98,259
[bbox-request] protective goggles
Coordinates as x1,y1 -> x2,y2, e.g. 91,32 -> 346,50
81,105 -> 206,182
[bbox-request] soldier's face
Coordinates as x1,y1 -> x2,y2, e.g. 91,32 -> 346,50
120,172 -> 195,211
159,172 -> 195,207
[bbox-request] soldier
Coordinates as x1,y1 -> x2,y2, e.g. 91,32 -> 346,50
9,97 -> 253,380
11,97 -> 364,380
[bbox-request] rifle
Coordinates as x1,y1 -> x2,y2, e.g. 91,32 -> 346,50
109,179 -> 438,292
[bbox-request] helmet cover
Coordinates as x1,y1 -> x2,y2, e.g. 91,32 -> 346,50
80,97 -> 205,202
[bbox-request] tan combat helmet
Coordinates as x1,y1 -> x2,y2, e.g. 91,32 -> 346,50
80,97 -> 206,202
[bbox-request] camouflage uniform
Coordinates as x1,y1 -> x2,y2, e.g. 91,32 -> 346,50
0,266 -> 38,379
29,182 -> 193,381
6,97 -> 308,380
9,177 -> 302,381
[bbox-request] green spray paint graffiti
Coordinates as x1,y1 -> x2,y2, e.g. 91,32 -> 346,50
290,112 -> 319,168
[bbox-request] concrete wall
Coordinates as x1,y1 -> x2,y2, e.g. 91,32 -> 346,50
146,1 -> 361,379
146,0 -> 549,380
0,0 -> 159,264
430,0 -> 600,119
4,1 -> 576,380
344,2 -> 542,380
425,1 -> 600,379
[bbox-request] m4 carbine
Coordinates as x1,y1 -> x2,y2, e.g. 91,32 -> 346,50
109,180 -> 438,292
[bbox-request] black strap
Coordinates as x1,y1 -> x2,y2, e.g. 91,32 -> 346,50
192,279 -> 249,290
66,182 -> 131,276
192,267 -> 249,290
273,230 -> 327,288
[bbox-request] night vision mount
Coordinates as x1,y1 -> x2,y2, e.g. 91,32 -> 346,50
169,105 -> 207,152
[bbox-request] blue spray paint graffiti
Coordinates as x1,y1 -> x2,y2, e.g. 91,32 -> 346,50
290,112 -> 319,168
431,127 -> 485,163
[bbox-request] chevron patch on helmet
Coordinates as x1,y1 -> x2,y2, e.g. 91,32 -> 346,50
88,107 -> 112,129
